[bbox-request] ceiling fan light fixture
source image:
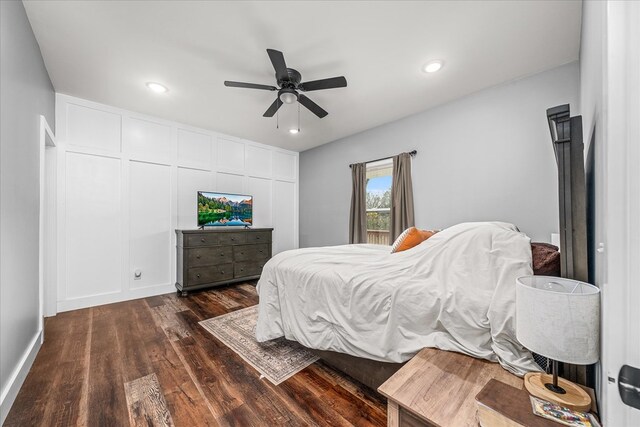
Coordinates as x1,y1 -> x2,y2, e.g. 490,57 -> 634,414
280,91 -> 297,104
145,82 -> 168,93
423,60 -> 443,73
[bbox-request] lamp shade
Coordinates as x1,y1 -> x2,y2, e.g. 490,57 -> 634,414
516,276 -> 600,365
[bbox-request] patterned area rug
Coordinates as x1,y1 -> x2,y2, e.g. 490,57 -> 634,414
199,305 -> 319,385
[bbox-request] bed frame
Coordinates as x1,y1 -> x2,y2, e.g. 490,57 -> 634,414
546,104 -> 589,283
547,104 -> 593,388
308,348 -> 405,391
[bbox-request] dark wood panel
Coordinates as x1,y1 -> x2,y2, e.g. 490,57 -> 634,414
218,232 -> 247,245
246,231 -> 271,244
4,309 -> 92,426
234,261 -> 266,277
187,246 -> 233,266
5,282 -> 386,427
185,233 -> 219,247
233,244 -> 269,262
187,264 -> 234,286
87,305 -> 131,426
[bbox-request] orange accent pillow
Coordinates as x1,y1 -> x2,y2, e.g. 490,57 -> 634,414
390,227 -> 436,253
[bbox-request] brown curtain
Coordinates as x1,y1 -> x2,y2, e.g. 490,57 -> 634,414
349,162 -> 367,243
390,153 -> 415,241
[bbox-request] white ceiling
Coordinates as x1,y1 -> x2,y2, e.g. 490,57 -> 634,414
23,1 -> 582,152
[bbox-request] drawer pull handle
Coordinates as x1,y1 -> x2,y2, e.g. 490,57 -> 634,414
196,255 -> 201,259
220,253 -> 225,256
256,237 -> 261,240
196,274 -> 201,278
240,268 -> 244,272
240,252 -> 244,255
200,238 -> 205,242
259,250 -> 263,253
220,271 -> 225,274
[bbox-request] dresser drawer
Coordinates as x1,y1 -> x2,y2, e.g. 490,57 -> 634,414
218,232 -> 247,245
246,231 -> 271,244
187,264 -> 234,286
185,233 -> 219,247
233,244 -> 270,262
234,261 -> 266,278
187,246 -> 233,267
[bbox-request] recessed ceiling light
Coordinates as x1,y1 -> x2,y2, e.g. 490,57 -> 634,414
289,129 -> 299,134
146,82 -> 168,93
422,60 -> 443,73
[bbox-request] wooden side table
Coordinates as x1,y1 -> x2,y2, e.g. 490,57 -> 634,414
378,348 -> 524,427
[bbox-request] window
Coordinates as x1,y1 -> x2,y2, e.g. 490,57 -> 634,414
365,159 -> 393,245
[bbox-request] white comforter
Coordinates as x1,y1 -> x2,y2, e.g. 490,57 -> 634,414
255,222 -> 540,375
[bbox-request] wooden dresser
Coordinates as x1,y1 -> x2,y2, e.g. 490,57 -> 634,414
175,228 -> 273,296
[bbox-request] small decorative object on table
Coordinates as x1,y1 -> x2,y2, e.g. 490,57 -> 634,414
530,396 -> 601,427
475,379 -> 600,427
516,276 -> 600,412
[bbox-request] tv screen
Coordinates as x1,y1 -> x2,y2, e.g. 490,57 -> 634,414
197,191 -> 253,227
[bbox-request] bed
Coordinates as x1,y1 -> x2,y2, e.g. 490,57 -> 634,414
255,221 -> 547,388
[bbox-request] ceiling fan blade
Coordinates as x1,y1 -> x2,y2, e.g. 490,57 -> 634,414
267,49 -> 289,82
298,94 -> 328,118
224,81 -> 277,91
299,76 -> 347,92
263,98 -> 283,117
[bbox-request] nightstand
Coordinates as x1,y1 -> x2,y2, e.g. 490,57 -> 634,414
378,348 -> 523,427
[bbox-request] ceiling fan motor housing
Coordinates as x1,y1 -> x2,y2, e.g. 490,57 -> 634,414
279,68 -> 302,87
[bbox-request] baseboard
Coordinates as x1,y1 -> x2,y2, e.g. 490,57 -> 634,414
57,283 -> 175,313
0,329 -> 43,425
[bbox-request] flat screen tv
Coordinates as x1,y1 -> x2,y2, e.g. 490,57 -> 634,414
197,191 -> 253,227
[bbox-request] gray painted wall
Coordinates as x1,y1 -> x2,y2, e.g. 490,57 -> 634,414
0,0 -> 55,419
300,62 -> 579,247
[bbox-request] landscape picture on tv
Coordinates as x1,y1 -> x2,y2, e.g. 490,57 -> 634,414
197,191 -> 253,227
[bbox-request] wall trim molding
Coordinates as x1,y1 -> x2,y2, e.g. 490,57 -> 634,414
57,283 -> 175,313
40,115 -> 57,321
0,329 -> 43,424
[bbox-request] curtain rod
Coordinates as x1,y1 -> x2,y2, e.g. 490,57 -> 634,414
348,150 -> 417,168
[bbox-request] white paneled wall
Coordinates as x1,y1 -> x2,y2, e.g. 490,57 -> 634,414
177,168 -> 212,229
64,152 -> 122,300
129,161 -> 172,290
54,94 -> 298,313
273,180 -> 297,253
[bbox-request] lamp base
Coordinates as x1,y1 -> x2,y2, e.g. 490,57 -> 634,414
544,382 -> 567,394
524,372 -> 592,412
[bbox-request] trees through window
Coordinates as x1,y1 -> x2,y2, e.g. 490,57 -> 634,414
365,159 -> 392,245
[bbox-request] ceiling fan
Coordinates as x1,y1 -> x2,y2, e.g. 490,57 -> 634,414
224,49 -> 347,119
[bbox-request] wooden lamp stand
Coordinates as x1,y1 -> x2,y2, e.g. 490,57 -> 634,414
524,360 -> 591,412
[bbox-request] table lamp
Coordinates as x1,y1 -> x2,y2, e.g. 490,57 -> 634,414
516,275 -> 600,412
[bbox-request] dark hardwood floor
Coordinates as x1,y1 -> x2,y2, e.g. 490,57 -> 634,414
4,283 -> 387,427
